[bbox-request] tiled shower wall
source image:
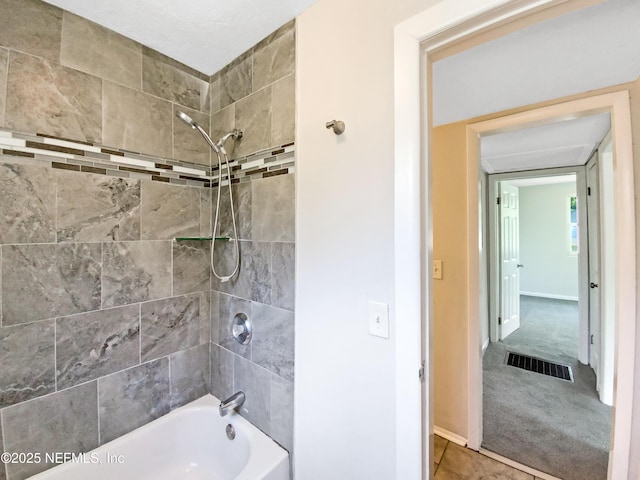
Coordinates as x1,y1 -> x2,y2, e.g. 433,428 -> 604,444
0,0 -> 296,478
208,21 -> 296,455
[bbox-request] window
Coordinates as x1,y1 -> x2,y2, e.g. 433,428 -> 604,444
569,196 -> 578,254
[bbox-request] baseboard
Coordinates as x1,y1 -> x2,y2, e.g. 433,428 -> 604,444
433,426 -> 467,447
479,449 -> 562,480
520,291 -> 578,302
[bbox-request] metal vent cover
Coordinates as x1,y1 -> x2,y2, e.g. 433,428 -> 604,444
505,351 -> 574,382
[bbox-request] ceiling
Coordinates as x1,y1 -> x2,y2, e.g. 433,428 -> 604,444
480,113 -> 610,174
43,0 -> 317,75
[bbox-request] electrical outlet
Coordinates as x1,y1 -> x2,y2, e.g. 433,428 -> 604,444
433,260 -> 443,280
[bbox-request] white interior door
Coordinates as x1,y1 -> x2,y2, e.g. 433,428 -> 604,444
587,154 -> 601,375
499,182 -> 521,340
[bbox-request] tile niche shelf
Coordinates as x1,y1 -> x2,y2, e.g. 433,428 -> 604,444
174,237 -> 232,241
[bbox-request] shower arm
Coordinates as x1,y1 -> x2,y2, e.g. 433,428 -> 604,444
216,129 -> 243,154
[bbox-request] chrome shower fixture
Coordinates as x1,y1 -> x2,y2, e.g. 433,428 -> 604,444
177,110 -> 244,283
216,129 -> 244,154
176,110 -> 220,153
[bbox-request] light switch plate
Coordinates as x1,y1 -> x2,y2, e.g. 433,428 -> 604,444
433,260 -> 443,280
369,301 -> 389,338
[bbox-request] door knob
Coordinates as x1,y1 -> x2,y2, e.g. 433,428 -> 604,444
590,282 -> 599,288
516,264 -> 524,268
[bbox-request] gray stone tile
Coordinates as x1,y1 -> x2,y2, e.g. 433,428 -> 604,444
141,294 -> 201,362
271,74 -> 295,146
270,375 -> 294,453
216,181 -> 252,240
210,104 -> 237,159
103,81 -> 172,158
141,46 -> 210,83
221,53 -> 252,109
434,443 -> 534,479
140,181 -> 200,239
434,435 -> 448,464
0,321 -> 55,408
252,174 -> 295,242
56,305 -> 140,390
234,87 -> 272,158
98,358 -> 170,444
217,293 -> 251,359
272,242 -> 295,311
173,240 -> 210,295
102,241 -> 171,308
172,105 -> 211,166
210,343 -> 234,401
143,55 -> 210,112
60,12 -> 142,90
254,19 -> 295,52
251,303 -> 294,382
2,381 -> 98,479
210,73 -> 221,114
212,241 -> 272,304
200,290 -> 212,345
0,0 -> 62,62
0,414 -> 5,480
2,243 -> 101,325
5,51 -> 102,143
234,355 -> 271,434
56,171 -> 140,242
253,28 -> 295,91
169,343 -> 210,409
0,48 -> 7,127
201,188 -> 212,237
210,291 -> 220,345
0,162 -> 56,244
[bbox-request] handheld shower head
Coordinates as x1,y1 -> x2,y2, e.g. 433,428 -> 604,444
176,110 -> 220,153
176,110 -> 197,128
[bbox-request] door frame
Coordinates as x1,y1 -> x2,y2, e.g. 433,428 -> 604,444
466,94 -> 635,478
487,167 -> 588,351
393,2 -> 636,479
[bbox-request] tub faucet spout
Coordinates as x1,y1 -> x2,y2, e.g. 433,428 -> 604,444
219,391 -> 245,417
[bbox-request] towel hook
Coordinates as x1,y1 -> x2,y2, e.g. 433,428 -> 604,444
326,120 -> 345,135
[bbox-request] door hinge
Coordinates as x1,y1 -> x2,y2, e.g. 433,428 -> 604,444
498,317 -> 502,325
588,187 -> 591,196
418,360 -> 425,383
591,334 -> 594,345
496,197 -> 501,205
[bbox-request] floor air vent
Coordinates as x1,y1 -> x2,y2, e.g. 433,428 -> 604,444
505,352 -> 574,382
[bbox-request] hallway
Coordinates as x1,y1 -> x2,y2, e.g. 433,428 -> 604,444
482,296 -> 611,480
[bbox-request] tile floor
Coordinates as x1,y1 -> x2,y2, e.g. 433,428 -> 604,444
433,435 -> 546,479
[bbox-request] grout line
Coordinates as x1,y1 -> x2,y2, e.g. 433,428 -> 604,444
53,321 -> 57,392
96,379 -> 101,446
138,303 -> 142,365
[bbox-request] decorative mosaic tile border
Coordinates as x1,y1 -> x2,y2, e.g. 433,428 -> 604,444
0,129 -> 295,187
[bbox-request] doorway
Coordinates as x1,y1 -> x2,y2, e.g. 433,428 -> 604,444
393,1 -> 639,478
482,159 -> 612,479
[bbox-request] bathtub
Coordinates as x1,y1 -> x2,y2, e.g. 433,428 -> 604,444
30,394 -> 289,480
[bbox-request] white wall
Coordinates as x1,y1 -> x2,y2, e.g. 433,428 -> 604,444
295,0 -> 439,479
519,181 -> 579,300
432,0 -> 640,125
